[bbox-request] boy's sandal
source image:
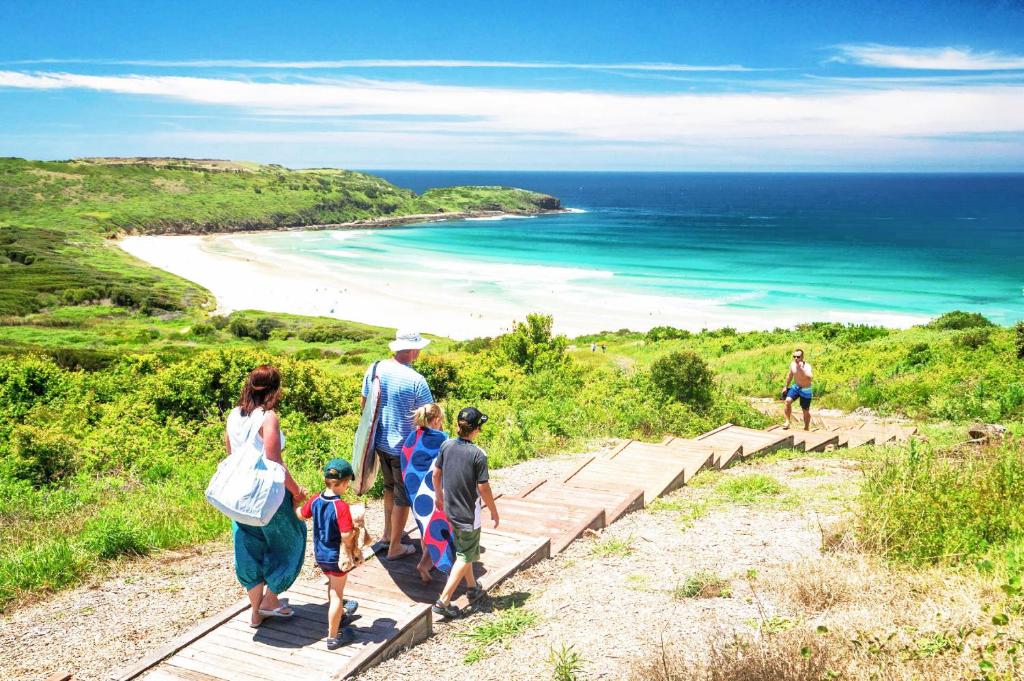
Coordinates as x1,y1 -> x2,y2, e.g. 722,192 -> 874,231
431,600 -> 463,619
326,627 -> 356,649
384,543 -> 416,561
466,587 -> 486,603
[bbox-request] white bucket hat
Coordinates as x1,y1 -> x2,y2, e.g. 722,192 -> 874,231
389,329 -> 431,353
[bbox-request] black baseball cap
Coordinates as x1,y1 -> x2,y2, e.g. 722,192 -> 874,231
457,407 -> 488,428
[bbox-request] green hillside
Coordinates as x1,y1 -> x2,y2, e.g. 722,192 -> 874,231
0,157 -> 560,316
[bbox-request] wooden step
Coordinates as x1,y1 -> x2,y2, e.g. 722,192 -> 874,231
123,529 -> 549,681
602,440 -> 715,482
765,426 -> 840,452
663,437 -> 742,468
695,424 -> 796,460
514,479 -> 644,525
561,455 -> 689,505
832,429 -> 876,448
482,496 -> 604,554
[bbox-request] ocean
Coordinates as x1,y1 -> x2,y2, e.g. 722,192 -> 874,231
243,172 -> 1024,332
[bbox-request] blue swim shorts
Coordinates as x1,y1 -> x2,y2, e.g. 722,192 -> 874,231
785,385 -> 813,409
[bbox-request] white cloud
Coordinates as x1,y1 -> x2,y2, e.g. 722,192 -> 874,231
7,58 -> 756,72
835,44 -> 1024,70
2,69 -> 1023,145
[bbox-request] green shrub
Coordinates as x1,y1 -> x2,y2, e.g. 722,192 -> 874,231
498,313 -> 568,373
927,310 -> 995,330
953,328 -> 991,350
296,324 -> 374,343
650,350 -> 714,409
1015,321 -> 1024,360
646,325 -> 691,342
5,425 -> 76,486
414,355 -> 461,401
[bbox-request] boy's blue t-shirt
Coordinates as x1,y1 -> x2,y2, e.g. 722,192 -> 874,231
299,492 -> 354,566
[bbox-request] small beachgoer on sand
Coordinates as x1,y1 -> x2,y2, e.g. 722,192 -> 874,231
401,403 -> 451,583
226,365 -> 308,628
361,330 -> 434,560
297,458 -> 362,649
782,348 -> 813,430
432,407 -> 500,619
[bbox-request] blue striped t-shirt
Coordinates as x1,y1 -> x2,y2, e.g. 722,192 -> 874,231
362,359 -> 433,457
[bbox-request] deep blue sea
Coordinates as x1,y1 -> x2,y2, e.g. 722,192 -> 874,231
247,172 -> 1024,334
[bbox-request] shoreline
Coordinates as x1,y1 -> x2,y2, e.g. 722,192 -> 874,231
116,208 -> 569,238
118,219 -> 931,339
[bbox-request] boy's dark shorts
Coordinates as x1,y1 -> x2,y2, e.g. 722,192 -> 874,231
377,450 -> 411,507
317,561 -> 349,578
453,527 -> 482,563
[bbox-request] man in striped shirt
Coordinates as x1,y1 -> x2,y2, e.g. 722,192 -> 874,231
361,330 -> 434,560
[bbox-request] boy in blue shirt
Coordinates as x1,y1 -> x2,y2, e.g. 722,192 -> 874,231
298,458 -> 363,648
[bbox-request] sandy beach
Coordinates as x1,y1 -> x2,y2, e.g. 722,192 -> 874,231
118,226 -> 929,339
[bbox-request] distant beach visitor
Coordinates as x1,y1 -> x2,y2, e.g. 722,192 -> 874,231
782,349 -> 813,430
432,407 -> 500,619
297,458 -> 362,649
362,330 -> 434,560
225,365 -> 308,628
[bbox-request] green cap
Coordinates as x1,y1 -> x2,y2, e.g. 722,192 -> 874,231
324,458 -> 354,480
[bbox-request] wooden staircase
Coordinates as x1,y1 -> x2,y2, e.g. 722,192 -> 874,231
119,415 -> 915,681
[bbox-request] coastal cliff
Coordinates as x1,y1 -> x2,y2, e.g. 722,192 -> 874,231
0,157 -> 562,315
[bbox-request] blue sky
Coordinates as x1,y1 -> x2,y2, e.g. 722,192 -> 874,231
2,0 -> 1024,170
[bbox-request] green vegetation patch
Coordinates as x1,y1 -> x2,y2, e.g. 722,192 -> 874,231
460,606 -> 539,664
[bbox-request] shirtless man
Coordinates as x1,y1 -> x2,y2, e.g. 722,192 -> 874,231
782,349 -> 813,430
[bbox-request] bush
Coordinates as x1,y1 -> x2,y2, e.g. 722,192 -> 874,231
498,314 -> 568,373
415,355 -> 461,401
646,326 -> 691,342
228,316 -> 281,341
952,327 -> 991,350
297,324 -> 374,343
927,310 -> 995,330
5,425 -> 77,485
1015,321 -> 1024,360
650,351 -> 714,409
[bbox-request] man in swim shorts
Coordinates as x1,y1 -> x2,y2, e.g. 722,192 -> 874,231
782,348 -> 813,430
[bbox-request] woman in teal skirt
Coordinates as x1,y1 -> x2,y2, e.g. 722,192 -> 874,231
225,365 -> 308,627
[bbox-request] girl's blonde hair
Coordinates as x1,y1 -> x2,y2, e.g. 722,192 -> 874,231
413,403 -> 445,428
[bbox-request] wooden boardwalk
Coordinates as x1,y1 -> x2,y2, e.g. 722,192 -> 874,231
117,416 -> 913,681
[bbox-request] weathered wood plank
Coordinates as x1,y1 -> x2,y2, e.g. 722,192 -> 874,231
116,597 -> 251,681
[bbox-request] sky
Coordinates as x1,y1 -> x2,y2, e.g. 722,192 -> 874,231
2,0 -> 1024,170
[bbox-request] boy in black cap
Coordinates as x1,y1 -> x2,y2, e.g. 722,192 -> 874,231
297,458 -> 362,648
431,407 -> 500,618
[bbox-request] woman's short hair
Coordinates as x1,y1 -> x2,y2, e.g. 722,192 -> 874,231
239,365 -> 283,416
413,403 -> 445,428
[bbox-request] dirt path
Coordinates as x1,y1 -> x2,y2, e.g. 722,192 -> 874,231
0,447 -> 857,681
359,454 -> 860,681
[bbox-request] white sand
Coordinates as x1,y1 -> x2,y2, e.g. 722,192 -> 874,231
119,231 -> 928,339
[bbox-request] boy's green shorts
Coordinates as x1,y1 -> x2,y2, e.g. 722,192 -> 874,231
454,527 -> 482,563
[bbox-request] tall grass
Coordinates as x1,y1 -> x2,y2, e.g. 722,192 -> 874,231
856,439 -> 1024,567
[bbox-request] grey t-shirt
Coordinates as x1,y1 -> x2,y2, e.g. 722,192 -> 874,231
436,437 -> 489,531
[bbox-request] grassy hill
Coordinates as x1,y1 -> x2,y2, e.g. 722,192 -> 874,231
0,157 -> 560,316
1,157 -> 1022,642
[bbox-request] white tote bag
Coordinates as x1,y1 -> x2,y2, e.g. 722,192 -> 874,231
205,408 -> 286,526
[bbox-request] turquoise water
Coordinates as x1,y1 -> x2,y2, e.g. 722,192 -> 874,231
254,173 -> 1024,329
